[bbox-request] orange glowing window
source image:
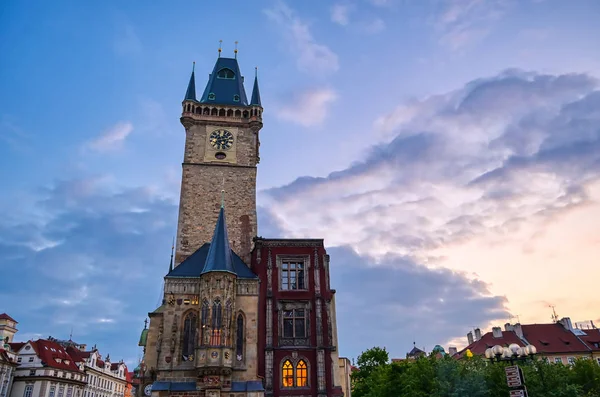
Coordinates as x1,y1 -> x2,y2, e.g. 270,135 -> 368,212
296,360 -> 307,387
282,360 -> 294,387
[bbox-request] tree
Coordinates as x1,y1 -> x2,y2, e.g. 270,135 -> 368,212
351,347 -> 389,397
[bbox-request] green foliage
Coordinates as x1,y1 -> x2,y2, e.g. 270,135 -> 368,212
351,347 -> 600,397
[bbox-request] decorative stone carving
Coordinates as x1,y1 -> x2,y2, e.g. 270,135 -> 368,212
326,300 -> 333,346
156,319 -> 164,353
266,299 -> 273,347
315,299 -> 323,346
170,315 -> 178,353
314,248 -> 321,295
265,350 -> 273,391
317,349 -> 326,391
267,248 -> 273,293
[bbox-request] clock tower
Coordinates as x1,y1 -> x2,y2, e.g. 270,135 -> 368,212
176,54 -> 263,265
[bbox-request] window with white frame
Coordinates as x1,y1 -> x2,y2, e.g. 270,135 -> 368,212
49,386 -> 56,397
597,357 -> 600,365
554,357 -> 562,363
58,386 -> 65,397
23,385 -> 33,397
66,386 -> 73,397
28,357 -> 34,363
568,357 -> 576,365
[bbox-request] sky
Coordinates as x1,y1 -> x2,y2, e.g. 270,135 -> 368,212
1,0 -> 600,366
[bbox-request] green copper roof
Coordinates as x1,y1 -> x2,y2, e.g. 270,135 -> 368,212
199,57 -> 249,106
184,65 -> 196,101
250,74 -> 261,106
138,329 -> 148,347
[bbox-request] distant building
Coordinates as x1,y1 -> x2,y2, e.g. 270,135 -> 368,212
8,339 -> 86,397
1,314 -> 19,397
338,358 -> 352,397
455,317 -> 600,364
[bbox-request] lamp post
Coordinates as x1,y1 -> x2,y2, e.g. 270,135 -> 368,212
485,344 -> 537,397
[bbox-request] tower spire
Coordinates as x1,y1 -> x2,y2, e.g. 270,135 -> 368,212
218,40 -> 222,57
169,238 -> 174,273
234,41 -> 238,59
250,67 -> 262,106
184,62 -> 196,101
201,201 -> 235,275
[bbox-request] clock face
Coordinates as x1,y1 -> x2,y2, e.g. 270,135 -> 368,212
209,129 -> 234,151
144,384 -> 152,396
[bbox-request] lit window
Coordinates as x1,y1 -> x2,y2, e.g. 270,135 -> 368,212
210,299 -> 223,345
283,309 -> 306,338
282,360 -> 294,388
281,261 -> 306,290
296,360 -> 308,387
217,68 -> 235,79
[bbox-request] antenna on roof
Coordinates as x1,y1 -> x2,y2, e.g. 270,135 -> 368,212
69,327 -> 73,341
549,305 -> 559,323
218,40 -> 222,57
255,66 -> 258,78
234,41 -> 238,59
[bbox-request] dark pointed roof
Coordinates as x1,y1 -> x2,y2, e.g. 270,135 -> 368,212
250,72 -> 261,106
166,243 -> 257,279
199,57 -> 249,106
184,64 -> 196,101
202,206 -> 235,274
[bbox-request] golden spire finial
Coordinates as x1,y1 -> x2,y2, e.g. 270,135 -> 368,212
218,40 -> 222,57
192,61 -> 195,72
234,41 -> 238,59
255,66 -> 258,78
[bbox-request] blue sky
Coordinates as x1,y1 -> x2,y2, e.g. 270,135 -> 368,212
2,0 -> 600,365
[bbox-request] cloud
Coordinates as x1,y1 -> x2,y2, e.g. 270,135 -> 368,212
276,88 -> 338,127
328,246 -> 508,359
262,69 -> 600,261
87,122 -> 133,152
0,177 -> 177,360
331,3 -> 353,26
361,18 -> 386,34
114,22 -> 142,56
434,0 -> 513,51
265,1 -> 339,74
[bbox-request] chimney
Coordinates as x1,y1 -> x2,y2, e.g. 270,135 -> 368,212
492,327 -> 503,338
448,346 -> 458,356
474,328 -> 482,341
559,317 -> 573,330
513,323 -> 524,339
467,331 -> 474,345
505,323 -> 514,331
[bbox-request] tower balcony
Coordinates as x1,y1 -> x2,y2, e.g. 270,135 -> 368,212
181,101 -> 262,124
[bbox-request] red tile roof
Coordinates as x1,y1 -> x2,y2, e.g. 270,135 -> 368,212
522,324 -> 591,354
65,346 -> 91,363
456,330 -> 524,358
8,342 -> 24,352
31,340 -> 83,372
0,313 -> 17,323
97,359 -> 105,367
578,328 -> 600,352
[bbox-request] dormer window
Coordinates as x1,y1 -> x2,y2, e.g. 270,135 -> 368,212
208,93 -> 216,100
233,94 -> 240,102
217,68 -> 235,79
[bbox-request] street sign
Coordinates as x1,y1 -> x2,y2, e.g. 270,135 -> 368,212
505,365 -> 523,388
509,387 -> 528,397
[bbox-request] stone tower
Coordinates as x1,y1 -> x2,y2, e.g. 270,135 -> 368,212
176,54 -> 263,265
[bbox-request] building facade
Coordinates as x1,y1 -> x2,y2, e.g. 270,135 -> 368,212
137,52 -> 345,397
64,346 -> 128,397
0,314 -> 19,397
8,339 -> 86,397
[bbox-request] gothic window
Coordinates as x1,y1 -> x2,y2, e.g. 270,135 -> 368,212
283,309 -> 306,338
182,311 -> 197,360
201,300 -> 209,345
281,261 -> 306,290
235,313 -> 244,362
282,360 -> 294,388
224,299 -> 232,345
211,299 -> 222,345
296,360 -> 308,387
217,68 -> 235,79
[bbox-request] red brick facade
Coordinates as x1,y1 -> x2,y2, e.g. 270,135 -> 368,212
252,239 -> 343,397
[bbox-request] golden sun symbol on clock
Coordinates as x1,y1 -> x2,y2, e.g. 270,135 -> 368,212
209,129 -> 234,151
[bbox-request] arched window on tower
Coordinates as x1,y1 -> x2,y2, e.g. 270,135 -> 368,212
181,312 -> 197,361
235,313 -> 244,362
282,360 -> 294,388
210,299 -> 222,345
217,68 -> 235,79
201,300 -> 209,345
